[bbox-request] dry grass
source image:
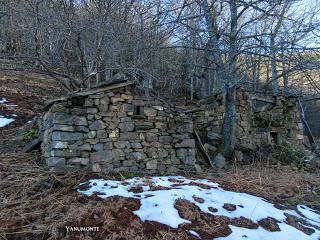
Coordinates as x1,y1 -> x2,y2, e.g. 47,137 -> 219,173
1,140 -> 319,240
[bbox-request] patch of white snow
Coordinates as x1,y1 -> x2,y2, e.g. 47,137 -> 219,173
0,116 -> 15,127
0,97 -> 8,104
78,176 -> 320,240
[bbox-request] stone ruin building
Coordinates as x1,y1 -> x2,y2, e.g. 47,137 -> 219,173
40,80 -> 305,173
41,81 -> 196,173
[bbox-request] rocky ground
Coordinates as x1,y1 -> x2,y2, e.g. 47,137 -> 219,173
0,71 -> 320,240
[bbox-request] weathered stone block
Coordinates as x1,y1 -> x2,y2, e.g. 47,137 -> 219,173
144,107 -> 157,117
52,132 -> 83,141
175,139 -> 195,148
89,120 -> 105,130
153,106 -> 164,111
111,97 -> 125,103
53,125 -> 74,132
127,152 -> 147,161
135,122 -> 154,130
50,149 -> 80,158
90,150 -> 113,163
47,157 -> 65,167
146,133 -> 158,142
93,144 -> 104,151
92,163 -> 101,172
69,157 -> 89,165
69,143 -> 91,151
177,122 -> 193,134
131,142 -> 142,149
52,141 -> 68,149
119,122 -> 134,132
87,108 -> 98,114
112,149 -> 125,160
73,116 -> 88,126
120,132 -> 139,140
52,113 -> 73,125
114,141 -> 130,149
159,136 -> 173,143
123,160 -> 135,167
146,160 -> 157,170
121,104 -> 134,112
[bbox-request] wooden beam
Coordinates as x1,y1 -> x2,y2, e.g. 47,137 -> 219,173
193,130 -> 213,167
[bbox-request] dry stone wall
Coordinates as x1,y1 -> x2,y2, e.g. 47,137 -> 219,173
188,89 -> 304,151
42,85 -> 196,173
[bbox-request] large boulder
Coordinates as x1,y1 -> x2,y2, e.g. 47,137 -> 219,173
212,153 -> 226,168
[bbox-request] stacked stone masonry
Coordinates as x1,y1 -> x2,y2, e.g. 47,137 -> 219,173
188,89 -> 304,151
42,85 -> 196,173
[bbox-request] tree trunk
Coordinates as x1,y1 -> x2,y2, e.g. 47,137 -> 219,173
223,86 -> 237,159
271,37 -> 279,95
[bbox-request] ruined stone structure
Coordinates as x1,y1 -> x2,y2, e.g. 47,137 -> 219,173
188,89 -> 304,153
41,81 -> 196,173
41,82 -> 305,173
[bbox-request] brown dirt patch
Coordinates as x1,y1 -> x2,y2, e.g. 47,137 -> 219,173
223,203 -> 237,211
258,217 -> 281,232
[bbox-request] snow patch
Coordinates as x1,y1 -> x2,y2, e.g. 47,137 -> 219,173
78,176 -> 320,240
0,116 -> 15,127
0,97 -> 8,104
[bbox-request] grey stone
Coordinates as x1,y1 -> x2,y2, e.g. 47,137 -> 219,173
204,143 -> 217,154
182,155 -> 195,165
158,149 -> 168,158
73,116 -> 88,126
47,157 -> 66,167
89,120 -> 105,130
146,147 -> 158,158
52,132 -> 83,141
135,122 -> 154,130
92,163 -> 101,172
84,99 -> 93,107
119,122 -> 134,132
207,132 -> 222,142
153,106 -> 164,111
146,160 -> 157,170
131,142 -> 142,149
53,125 -> 74,132
88,131 -> 97,139
159,136 -> 173,143
52,141 -> 68,149
212,153 -> 226,168
50,149 -> 80,158
146,133 -> 158,142
123,160 -> 135,167
128,152 -> 147,161
90,150 -> 113,163
52,113 -> 73,125
120,132 -> 139,140
114,141 -> 130,149
75,126 -> 89,133
93,144 -> 104,151
87,108 -> 98,114
176,148 -> 187,158
111,97 -> 125,103
97,130 -> 108,138
69,143 -> 91,151
177,122 -> 193,133
234,150 -> 243,163
121,104 -> 134,112
144,107 -> 157,117
175,139 -> 195,148
194,164 -> 202,173
112,149 -> 125,160
69,157 -> 89,165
